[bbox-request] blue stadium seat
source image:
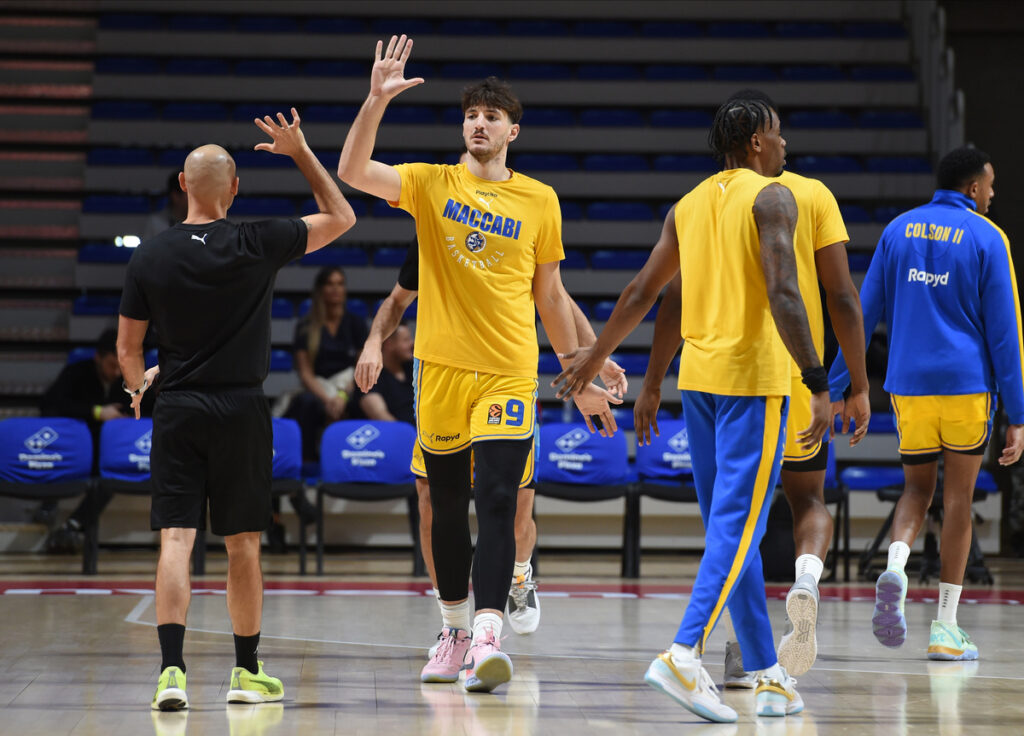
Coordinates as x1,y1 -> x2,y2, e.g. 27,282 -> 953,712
580,109 -> 645,127
849,66 -> 915,81
591,250 -> 650,271
162,102 -> 228,121
506,20 -> 568,36
233,103 -> 274,121
791,155 -> 862,173
560,201 -> 583,220
304,61 -> 366,77
165,58 -> 231,75
976,470 -> 998,493
235,59 -> 299,76
372,247 -> 408,267
299,247 -> 369,267
303,17 -> 367,34
840,465 -> 905,492
775,22 -> 839,38
91,101 -> 157,120
440,107 -> 465,125
168,14 -> 232,32
87,148 -> 154,166
635,419 -> 693,482
577,64 -> 640,80
644,65 -> 706,81
874,206 -> 905,222
269,350 -> 293,372
842,22 -> 907,38
650,109 -> 713,127
372,200 -> 411,218
94,57 -> 161,74
373,298 -> 417,320
439,63 -> 504,79
658,202 -> 675,220
98,14 -> 162,30
781,65 -> 844,81
67,347 -> 95,364
858,110 -> 924,128
301,104 -> 360,122
708,22 -> 770,37
537,353 -> 562,374
653,155 -> 716,172
271,298 -> 294,319
237,16 -> 298,33
271,418 -> 302,482
300,198 -> 367,217
232,150 -> 291,169
439,19 -> 501,35
382,107 -> 436,124
73,295 -> 121,315
839,205 -> 872,224
158,148 -> 190,167
507,63 -> 571,80
514,154 -> 578,171
640,21 -> 702,37
713,65 -> 778,81
536,423 -> 630,486
523,108 -> 575,126
370,19 -> 434,35
583,155 -> 649,172
587,202 -> 654,221
229,197 -> 294,216
847,252 -> 873,272
78,243 -> 133,263
98,417 -> 153,484
573,21 -> 636,36
561,250 -> 588,269
374,151 -> 435,166
866,156 -> 931,173
347,299 -> 368,319
82,195 -> 150,214
788,110 -> 855,128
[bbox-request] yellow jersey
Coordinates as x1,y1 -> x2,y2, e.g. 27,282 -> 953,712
675,167 -> 794,396
390,162 -> 564,377
777,171 -> 849,378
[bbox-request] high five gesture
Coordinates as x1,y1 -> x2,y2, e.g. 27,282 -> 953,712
370,34 -> 425,100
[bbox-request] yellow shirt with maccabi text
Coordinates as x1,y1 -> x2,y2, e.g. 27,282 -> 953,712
390,162 -> 564,377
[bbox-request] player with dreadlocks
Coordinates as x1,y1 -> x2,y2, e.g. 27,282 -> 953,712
554,94 -> 831,721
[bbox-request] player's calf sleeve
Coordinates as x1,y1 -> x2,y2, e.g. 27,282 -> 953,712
423,448 -> 473,602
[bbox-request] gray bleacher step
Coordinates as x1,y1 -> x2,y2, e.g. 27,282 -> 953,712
0,353 -> 65,396
0,16 -> 96,42
0,249 -> 76,288
0,300 -> 70,341
0,151 -> 84,192
0,104 -> 89,144
0,60 -> 93,87
1,200 -> 79,240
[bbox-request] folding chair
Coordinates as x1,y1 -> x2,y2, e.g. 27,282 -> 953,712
271,418 -> 310,574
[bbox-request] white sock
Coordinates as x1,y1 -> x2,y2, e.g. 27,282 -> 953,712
440,599 -> 472,633
887,541 -> 911,572
794,554 -> 824,584
937,582 -> 962,624
669,643 -> 696,664
472,612 -> 503,644
761,663 -> 784,681
513,560 -> 532,580
432,588 -> 445,625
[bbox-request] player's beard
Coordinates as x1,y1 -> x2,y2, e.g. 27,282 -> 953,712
466,135 -> 507,165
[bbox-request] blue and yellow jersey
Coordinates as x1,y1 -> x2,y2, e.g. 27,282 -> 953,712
675,167 -> 794,396
829,189 -> 1024,423
390,163 -> 564,377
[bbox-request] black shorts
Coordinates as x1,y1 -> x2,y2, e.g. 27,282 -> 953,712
781,438 -> 828,472
150,388 -> 272,536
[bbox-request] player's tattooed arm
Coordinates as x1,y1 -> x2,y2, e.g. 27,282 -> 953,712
754,183 -> 820,373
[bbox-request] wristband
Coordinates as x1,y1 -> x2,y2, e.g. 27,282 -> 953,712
92,405 -> 102,421
122,378 -> 148,397
336,389 -> 349,401
801,366 -> 829,394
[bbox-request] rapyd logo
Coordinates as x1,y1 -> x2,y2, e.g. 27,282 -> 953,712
555,428 -> 590,453
24,426 -> 58,453
134,430 -> 152,454
346,425 -> 380,450
668,428 -> 689,453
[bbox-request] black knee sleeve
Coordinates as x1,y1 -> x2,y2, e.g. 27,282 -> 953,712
471,439 -> 532,612
423,448 -> 473,602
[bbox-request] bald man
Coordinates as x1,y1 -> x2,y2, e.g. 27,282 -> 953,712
118,110 -> 356,711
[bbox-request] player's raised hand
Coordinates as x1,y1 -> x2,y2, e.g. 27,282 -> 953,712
552,346 -> 605,399
572,382 -> 623,437
371,34 -> 425,99
254,108 -> 308,158
600,358 -> 628,398
354,340 -> 384,393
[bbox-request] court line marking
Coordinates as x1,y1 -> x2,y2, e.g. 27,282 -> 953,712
121,596 -> 1024,681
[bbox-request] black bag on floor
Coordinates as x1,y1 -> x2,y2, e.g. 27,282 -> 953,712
759,490 -> 796,582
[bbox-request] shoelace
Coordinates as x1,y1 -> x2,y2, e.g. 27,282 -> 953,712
699,667 -> 721,696
510,574 -> 538,610
432,631 -> 458,662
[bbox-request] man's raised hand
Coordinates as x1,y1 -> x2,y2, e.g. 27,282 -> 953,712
254,108 -> 308,158
371,34 -> 425,100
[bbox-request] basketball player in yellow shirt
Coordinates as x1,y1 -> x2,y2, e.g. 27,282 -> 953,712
555,95 -> 831,721
337,35 -> 620,694
634,91 -> 870,681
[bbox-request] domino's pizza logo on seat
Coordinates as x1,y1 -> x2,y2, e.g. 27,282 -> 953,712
668,428 -> 689,453
24,426 -> 58,454
555,428 -> 590,453
134,430 -> 152,454
346,425 -> 380,450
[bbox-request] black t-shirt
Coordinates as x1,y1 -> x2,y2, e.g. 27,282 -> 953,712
353,361 -> 415,425
119,218 -> 307,390
293,310 -> 368,378
398,239 -> 418,291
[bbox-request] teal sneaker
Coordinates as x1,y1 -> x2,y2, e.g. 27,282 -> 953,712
872,569 -> 908,648
755,667 -> 804,717
152,666 -> 188,711
927,620 -> 979,661
226,660 -> 284,703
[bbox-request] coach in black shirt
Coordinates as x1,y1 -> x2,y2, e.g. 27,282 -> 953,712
117,109 -> 355,710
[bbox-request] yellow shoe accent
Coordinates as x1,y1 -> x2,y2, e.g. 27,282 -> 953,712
226,660 -> 284,704
658,651 -> 698,691
152,666 -> 188,711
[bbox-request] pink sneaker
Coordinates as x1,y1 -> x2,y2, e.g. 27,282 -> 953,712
464,630 -> 512,693
420,627 -> 472,683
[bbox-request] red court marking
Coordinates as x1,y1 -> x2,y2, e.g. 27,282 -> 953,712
1,579 -> 1022,604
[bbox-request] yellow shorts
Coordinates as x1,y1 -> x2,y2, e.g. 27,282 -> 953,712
411,431 -> 537,488
782,376 -> 823,463
412,359 -> 537,485
890,393 -> 993,458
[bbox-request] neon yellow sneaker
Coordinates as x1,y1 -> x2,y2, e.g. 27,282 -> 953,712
226,660 -> 284,703
151,666 -> 188,711
927,620 -> 979,661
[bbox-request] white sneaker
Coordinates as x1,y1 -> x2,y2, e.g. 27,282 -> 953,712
428,630 -> 442,659
755,667 -> 803,717
777,574 -> 819,676
644,651 -> 738,723
506,565 -> 540,635
723,640 -> 757,689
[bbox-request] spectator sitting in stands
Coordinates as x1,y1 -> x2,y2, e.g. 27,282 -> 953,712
142,171 -> 189,241
352,321 -> 414,424
277,266 -> 369,461
40,328 -> 153,552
